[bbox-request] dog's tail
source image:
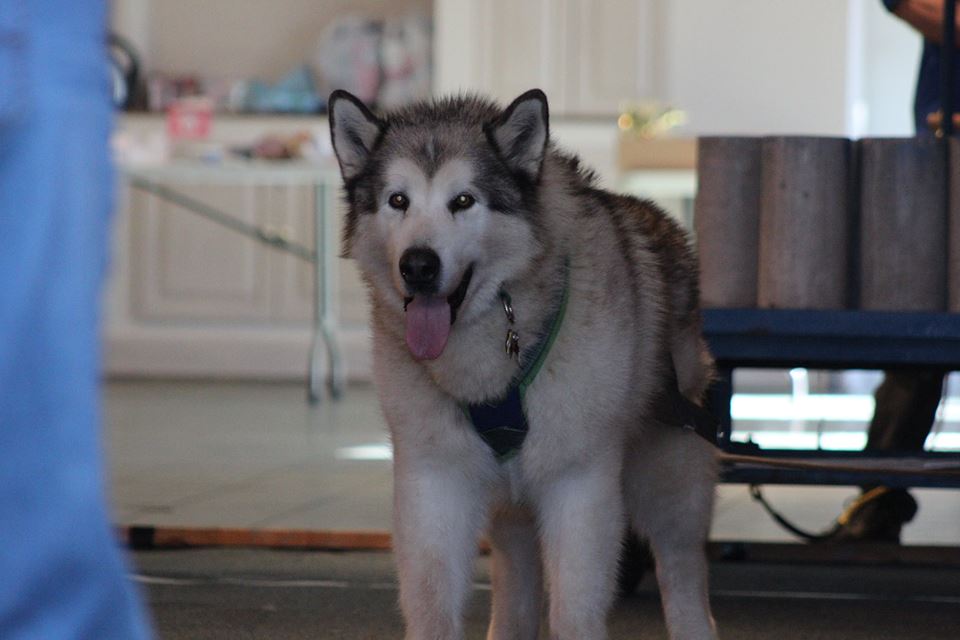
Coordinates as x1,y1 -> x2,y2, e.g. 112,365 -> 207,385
671,315 -> 715,405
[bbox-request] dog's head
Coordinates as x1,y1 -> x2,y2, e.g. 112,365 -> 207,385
329,90 -> 549,361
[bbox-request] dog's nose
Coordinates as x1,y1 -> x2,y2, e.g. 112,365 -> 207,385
399,247 -> 441,292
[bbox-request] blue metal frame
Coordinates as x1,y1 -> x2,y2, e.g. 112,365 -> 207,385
705,309 -> 960,369
703,309 -> 960,487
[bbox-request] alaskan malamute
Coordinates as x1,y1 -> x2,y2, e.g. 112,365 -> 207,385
329,89 -> 718,640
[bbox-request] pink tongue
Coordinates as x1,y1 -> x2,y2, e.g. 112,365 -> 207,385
405,297 -> 452,360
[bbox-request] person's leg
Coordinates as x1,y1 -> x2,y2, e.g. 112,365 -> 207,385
0,2 -> 150,637
866,370 -> 946,451
826,370 -> 946,543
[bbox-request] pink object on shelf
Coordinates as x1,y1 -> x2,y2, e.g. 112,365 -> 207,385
166,98 -> 213,140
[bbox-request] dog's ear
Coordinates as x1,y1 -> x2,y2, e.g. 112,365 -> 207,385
329,90 -> 383,181
487,89 -> 549,181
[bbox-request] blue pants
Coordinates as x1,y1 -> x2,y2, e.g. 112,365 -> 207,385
0,2 -> 150,637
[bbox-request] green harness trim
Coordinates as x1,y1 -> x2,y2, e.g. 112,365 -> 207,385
517,272 -> 569,394
463,261 -> 570,462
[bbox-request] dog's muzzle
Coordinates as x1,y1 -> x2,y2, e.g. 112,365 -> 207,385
400,248 -> 474,361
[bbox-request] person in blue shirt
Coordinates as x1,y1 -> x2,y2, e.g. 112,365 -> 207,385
0,2 -> 151,636
885,0 -> 960,131
825,0 -> 957,542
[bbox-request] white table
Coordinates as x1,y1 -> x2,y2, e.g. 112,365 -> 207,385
121,160 -> 345,402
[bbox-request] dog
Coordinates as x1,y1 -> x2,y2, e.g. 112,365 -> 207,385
329,88 -> 718,640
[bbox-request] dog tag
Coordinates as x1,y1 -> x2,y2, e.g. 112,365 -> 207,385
501,293 -> 516,324
505,330 -> 520,359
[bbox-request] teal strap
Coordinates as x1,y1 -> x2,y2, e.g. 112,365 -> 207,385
518,260 -> 570,395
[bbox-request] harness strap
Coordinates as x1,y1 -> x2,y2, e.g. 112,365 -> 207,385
517,268 -> 569,395
661,363 -> 720,446
465,260 -> 718,461
465,260 -> 571,461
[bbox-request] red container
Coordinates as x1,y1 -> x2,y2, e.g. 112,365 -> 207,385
166,97 -> 213,140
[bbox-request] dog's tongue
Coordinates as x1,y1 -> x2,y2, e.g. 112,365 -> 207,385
405,296 -> 451,360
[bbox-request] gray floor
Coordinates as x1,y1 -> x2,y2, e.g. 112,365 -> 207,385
105,380 -> 960,544
107,380 -> 960,638
133,548 -> 960,639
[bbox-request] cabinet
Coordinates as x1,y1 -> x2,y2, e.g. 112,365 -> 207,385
127,182 -> 367,328
434,0 -> 659,116
130,183 -> 274,323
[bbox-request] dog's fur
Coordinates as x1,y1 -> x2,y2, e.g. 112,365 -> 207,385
330,88 -> 718,640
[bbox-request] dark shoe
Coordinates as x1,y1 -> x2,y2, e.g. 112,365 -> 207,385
821,487 -> 918,543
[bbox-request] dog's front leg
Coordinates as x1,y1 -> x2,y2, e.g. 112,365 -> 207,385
536,465 -> 623,640
393,461 -> 489,640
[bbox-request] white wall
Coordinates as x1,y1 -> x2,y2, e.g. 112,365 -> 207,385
115,0 -> 921,136
111,0 -> 431,80
859,0 -> 922,135
662,0 -> 855,136
655,0 -> 922,137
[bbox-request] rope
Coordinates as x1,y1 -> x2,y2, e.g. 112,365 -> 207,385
748,485 -> 900,543
748,485 -> 837,541
729,452 -> 960,542
719,452 -> 960,479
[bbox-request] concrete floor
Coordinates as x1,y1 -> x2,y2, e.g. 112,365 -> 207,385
105,380 -> 960,638
133,548 -> 960,639
105,380 -> 960,544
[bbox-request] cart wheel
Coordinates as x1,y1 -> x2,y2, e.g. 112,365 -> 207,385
617,529 -> 653,596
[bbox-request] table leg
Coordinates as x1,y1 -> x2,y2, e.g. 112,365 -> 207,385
308,182 -> 345,403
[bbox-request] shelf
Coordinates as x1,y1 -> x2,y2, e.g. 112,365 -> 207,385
704,308 -> 960,370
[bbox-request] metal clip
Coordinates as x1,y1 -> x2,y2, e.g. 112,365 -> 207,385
505,329 -> 520,359
501,291 -> 516,324
500,289 -> 520,358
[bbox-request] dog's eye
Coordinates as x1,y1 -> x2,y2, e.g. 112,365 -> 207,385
450,193 -> 475,212
388,192 -> 409,211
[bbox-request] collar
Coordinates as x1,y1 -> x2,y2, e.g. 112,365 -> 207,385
509,260 -> 570,395
464,259 -> 571,461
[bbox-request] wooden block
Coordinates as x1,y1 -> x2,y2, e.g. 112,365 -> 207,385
618,136 -> 697,170
860,137 -> 947,311
950,138 -> 960,312
119,525 -> 394,551
758,137 -> 851,309
694,137 -> 762,308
